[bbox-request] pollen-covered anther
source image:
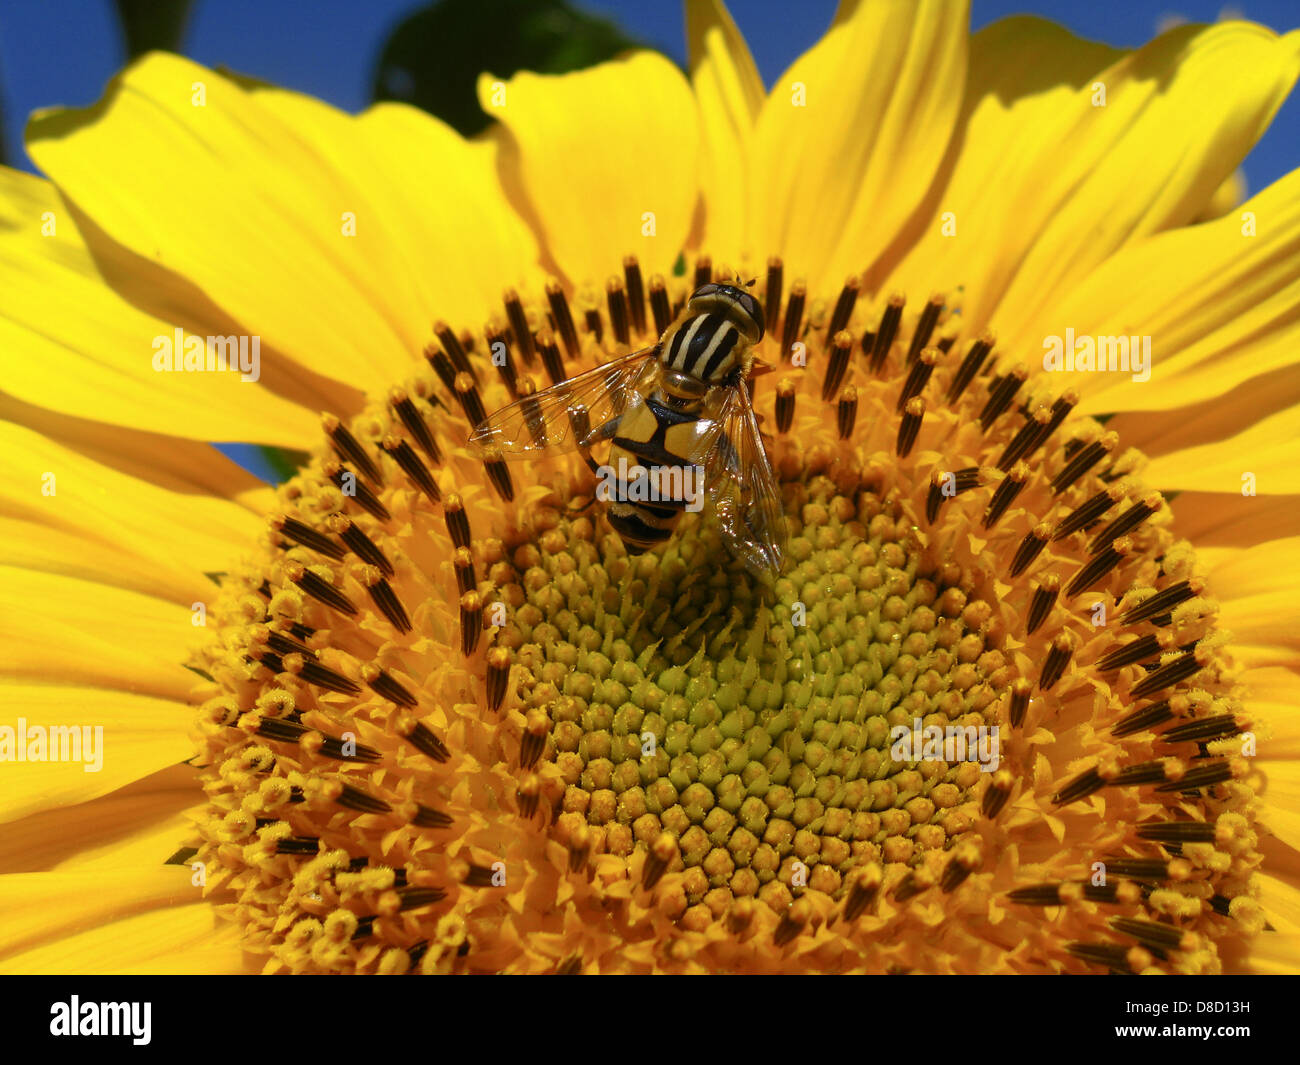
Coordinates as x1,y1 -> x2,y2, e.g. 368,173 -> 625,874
393,711 -> 450,763
836,387 -> 858,440
843,864 -> 883,921
821,330 -> 853,401
443,493 -> 471,551
381,434 -> 441,503
322,411 -> 383,487
1039,632 -> 1074,691
947,331 -> 995,402
897,346 -> 939,413
868,292 -> 905,372
941,841 -> 983,893
983,462 -> 1030,529
982,769 -> 1014,818
359,662 -> 418,709
271,513 -> 344,561
780,280 -> 805,361
773,898 -> 812,948
896,397 -> 924,458
520,708 -> 550,768
978,364 -> 1029,430
282,560 -> 358,618
1026,574 -> 1061,635
460,591 -> 484,656
775,380 -> 796,433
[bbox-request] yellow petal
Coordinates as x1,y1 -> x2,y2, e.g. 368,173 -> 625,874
0,763 -> 198,871
752,0 -> 968,294
1209,537 -> 1300,671
1246,667 -> 1300,760
1259,873 -> 1300,934
1168,492 -> 1300,552
231,85 -> 542,329
0,416 -> 264,602
0,685 -> 193,825
1258,759 -> 1300,852
1245,931 -> 1300,974
0,893 -> 244,974
0,568 -> 196,699
686,0 -> 764,265
479,53 -> 700,286
26,53 -> 421,388
0,166 -> 327,447
1142,404 -> 1300,494
1017,167 -> 1300,415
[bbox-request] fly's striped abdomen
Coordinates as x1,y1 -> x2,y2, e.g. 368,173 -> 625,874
662,311 -> 743,384
603,395 -> 702,553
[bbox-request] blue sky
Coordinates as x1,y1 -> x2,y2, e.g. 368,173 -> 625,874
1,0 -> 1296,480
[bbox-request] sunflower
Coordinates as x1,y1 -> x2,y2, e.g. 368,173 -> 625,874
2,0 -> 1299,975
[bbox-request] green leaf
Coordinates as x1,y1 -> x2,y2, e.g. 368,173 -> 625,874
372,0 -> 645,137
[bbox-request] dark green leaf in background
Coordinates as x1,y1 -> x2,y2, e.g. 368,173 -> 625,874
372,0 -> 645,136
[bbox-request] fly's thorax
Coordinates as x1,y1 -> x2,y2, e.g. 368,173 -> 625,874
660,308 -> 755,386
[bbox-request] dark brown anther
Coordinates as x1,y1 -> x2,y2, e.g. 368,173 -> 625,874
567,825 -> 592,874
926,466 -> 987,525
545,280 -> 581,361
1111,698 -> 1175,737
1051,432 -> 1118,495
1121,578 -> 1202,624
461,590 -> 484,656
463,863 -> 498,888
1039,632 -> 1073,691
1067,942 -> 1141,973
983,462 -> 1029,529
361,663 -> 417,708
641,832 -> 677,890
1009,522 -> 1052,578
396,886 -> 447,912
444,494 -> 471,550
869,292 -> 905,372
906,293 -> 945,366
1136,821 -> 1216,844
893,872 -> 922,903
296,658 -> 360,697
1025,391 -> 1077,462
390,389 -> 442,464
453,547 -> 476,596
727,899 -> 755,936
518,775 -> 541,819
1110,917 -> 1187,953
1008,677 -> 1032,728
1065,535 -> 1133,597
1130,647 -> 1205,699
897,346 -> 939,413
1155,759 -> 1233,793
584,308 -> 603,346
285,561 -> 357,617
623,256 -> 647,337
381,436 -> 441,504
536,329 -> 566,387
260,625 -> 314,661
520,707 -> 549,768
946,331 -> 995,402
773,902 -> 807,947
335,782 -> 392,814
1105,858 -> 1180,880
821,329 -> 853,401
1160,715 -> 1240,745
453,372 -> 488,430
826,276 -> 860,346
836,387 -> 857,440
606,277 -> 631,347
896,397 -> 925,458
1088,491 -> 1162,555
555,956 -> 582,975
781,281 -> 805,362
843,867 -> 882,921
317,730 -> 382,763
981,771 -> 1013,818
365,573 -> 412,634
775,380 -> 796,434
275,836 -> 321,856
1026,574 -> 1060,635
328,514 -> 393,578
941,847 -> 980,893
1097,632 -> 1168,672
649,275 -> 672,337
763,256 -> 782,336
413,804 -> 452,828
435,320 -> 477,384
482,451 -> 514,502
1052,766 -> 1108,805
424,343 -> 458,396
978,365 -> 1028,430
996,404 -> 1051,471
514,379 -> 547,448
271,515 -> 345,561
503,289 -> 536,366
1006,884 -> 1066,907
395,712 -> 449,762
322,412 -> 384,487
1109,760 -> 1179,787
325,460 -> 391,521
1054,483 -> 1127,541
694,254 -> 713,290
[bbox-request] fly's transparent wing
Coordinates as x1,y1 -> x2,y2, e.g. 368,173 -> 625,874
692,381 -> 787,577
467,347 -> 659,459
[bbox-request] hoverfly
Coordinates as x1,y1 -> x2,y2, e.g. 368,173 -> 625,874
468,282 -> 786,576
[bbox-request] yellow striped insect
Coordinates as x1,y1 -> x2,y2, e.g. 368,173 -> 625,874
468,282 -> 786,577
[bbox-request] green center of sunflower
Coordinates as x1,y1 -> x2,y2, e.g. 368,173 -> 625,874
187,253 -> 1264,974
